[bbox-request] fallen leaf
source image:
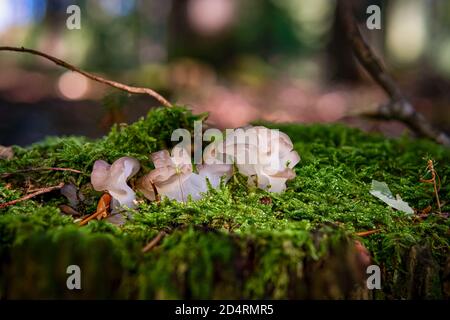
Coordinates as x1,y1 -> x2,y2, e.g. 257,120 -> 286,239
59,204 -> 82,217
61,183 -> 83,208
369,180 -> 414,214
79,193 -> 112,226
95,193 -> 111,220
0,145 -> 14,160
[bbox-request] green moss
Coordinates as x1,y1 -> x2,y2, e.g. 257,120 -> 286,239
0,106 -> 449,299
0,106 -> 204,185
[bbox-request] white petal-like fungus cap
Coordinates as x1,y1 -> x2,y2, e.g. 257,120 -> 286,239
91,156 -> 140,209
218,126 -> 300,192
137,126 -> 298,201
139,146 -> 232,203
197,163 -> 232,188
138,147 -> 193,202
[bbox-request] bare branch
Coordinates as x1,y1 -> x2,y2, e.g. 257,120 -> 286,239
0,46 -> 172,108
338,1 -> 450,146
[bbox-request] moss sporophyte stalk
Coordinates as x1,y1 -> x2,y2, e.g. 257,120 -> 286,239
0,106 -> 449,299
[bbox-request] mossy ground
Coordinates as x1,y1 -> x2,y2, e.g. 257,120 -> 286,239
0,107 -> 449,299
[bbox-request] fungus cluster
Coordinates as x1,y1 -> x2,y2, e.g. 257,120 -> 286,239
90,126 -> 300,211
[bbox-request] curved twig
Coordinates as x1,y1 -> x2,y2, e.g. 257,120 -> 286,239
338,1 -> 450,146
0,46 -> 172,108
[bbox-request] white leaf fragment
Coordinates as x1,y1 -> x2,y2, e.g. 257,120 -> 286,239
369,180 -> 414,214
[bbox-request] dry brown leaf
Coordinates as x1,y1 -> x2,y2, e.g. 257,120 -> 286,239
79,193 -> 112,226
0,146 -> 14,160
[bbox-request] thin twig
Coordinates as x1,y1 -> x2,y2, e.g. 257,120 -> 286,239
338,0 -> 450,146
79,207 -> 108,226
142,230 -> 167,253
0,46 -> 172,108
355,229 -> 381,237
0,182 -> 64,209
420,160 -> 442,214
1,167 -> 83,178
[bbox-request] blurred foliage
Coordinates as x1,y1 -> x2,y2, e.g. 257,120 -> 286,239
2,0 -> 448,76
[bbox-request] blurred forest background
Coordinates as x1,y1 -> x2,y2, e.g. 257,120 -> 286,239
1,0 -> 450,145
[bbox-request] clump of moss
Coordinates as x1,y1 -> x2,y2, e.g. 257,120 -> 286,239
0,106 -> 449,299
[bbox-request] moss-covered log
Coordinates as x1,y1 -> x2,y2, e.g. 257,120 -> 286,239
1,107 -> 449,299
